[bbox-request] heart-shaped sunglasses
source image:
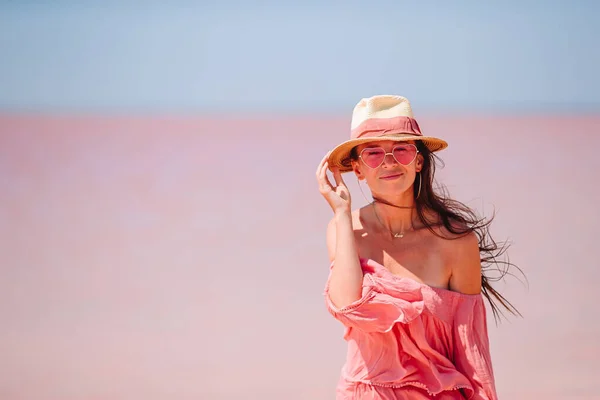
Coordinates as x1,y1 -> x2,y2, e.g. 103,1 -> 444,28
359,144 -> 419,169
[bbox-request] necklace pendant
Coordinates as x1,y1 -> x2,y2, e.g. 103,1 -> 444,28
394,233 -> 404,238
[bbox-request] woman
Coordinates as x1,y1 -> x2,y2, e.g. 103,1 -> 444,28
315,95 -> 520,399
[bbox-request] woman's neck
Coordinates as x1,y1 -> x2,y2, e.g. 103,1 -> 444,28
371,194 -> 417,236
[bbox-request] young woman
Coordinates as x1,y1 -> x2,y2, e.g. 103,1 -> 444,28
315,95 -> 520,399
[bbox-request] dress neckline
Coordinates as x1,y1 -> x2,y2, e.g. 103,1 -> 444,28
360,257 -> 482,299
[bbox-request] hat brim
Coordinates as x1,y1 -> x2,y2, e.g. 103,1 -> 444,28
328,133 -> 448,173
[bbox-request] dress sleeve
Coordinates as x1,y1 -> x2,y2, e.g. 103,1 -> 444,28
323,261 -> 424,333
452,295 -> 498,400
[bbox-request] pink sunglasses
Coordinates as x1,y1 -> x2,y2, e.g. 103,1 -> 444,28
359,144 -> 419,169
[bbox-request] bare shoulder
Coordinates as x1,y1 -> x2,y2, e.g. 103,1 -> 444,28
439,227 -> 482,295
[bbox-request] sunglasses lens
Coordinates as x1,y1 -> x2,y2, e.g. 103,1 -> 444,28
361,148 -> 386,168
393,145 -> 417,165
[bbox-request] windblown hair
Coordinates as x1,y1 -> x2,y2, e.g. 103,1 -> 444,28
348,142 -> 524,322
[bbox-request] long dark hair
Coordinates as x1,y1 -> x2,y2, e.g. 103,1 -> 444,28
348,141 -> 524,322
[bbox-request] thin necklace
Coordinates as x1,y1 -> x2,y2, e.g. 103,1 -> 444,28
371,201 -> 414,239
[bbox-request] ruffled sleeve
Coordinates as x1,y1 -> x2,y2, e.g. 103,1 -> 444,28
323,260 -> 424,333
452,295 -> 498,400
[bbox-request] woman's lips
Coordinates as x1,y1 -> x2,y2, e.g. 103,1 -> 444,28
379,173 -> 403,180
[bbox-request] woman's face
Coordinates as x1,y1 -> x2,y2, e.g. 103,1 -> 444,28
351,140 -> 423,196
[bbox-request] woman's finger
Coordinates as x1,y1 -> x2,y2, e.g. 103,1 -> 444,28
315,155 -> 326,177
333,168 -> 344,186
315,152 -> 331,177
316,155 -> 329,184
318,161 -> 334,192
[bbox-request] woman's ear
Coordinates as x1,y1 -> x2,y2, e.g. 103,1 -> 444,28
415,153 -> 424,173
352,161 -> 365,180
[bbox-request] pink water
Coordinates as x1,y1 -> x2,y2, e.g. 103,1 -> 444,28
0,114 -> 598,399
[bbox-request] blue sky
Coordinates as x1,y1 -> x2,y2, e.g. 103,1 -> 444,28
1,1 -> 599,114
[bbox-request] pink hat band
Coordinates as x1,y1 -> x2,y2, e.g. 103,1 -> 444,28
351,116 -> 422,140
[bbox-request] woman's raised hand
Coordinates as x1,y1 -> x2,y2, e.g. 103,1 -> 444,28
316,152 -> 351,215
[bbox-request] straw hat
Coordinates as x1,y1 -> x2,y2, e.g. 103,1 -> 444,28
328,95 -> 448,172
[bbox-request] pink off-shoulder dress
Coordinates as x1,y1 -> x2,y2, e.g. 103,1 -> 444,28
324,258 -> 498,400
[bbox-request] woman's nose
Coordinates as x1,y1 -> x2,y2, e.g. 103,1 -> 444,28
382,152 -> 398,166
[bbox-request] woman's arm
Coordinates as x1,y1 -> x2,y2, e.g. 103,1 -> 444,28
448,231 -> 498,399
325,211 -> 364,309
316,153 -> 364,309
